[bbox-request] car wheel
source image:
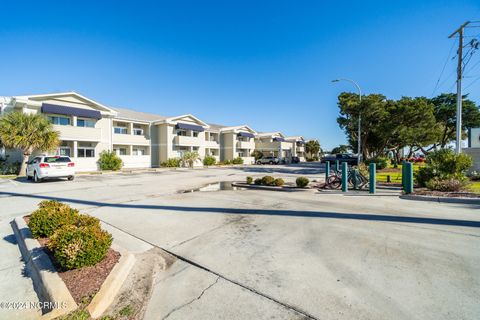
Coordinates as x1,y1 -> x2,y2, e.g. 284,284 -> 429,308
256,161 -> 262,165
68,176 -> 74,181
269,161 -> 273,165
33,171 -> 42,183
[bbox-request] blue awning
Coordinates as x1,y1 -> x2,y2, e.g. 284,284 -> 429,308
176,122 -> 204,132
297,140 -> 305,145
274,137 -> 285,142
237,132 -> 255,138
41,103 -> 102,119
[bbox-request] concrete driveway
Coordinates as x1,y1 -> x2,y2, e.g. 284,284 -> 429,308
0,163 -> 479,320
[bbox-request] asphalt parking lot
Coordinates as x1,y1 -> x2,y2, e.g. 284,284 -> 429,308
1,163 -> 479,320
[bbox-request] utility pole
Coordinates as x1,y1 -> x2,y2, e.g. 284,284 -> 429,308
449,21 -> 470,154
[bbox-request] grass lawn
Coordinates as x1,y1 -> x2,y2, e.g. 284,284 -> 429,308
375,163 -> 423,183
0,175 -> 17,179
468,181 -> 480,194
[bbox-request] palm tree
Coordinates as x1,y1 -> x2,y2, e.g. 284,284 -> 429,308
0,112 -> 59,176
305,140 -> 321,159
181,151 -> 200,168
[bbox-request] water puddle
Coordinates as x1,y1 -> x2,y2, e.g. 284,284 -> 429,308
179,181 -> 245,193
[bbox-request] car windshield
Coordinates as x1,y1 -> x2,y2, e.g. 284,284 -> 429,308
44,157 -> 71,163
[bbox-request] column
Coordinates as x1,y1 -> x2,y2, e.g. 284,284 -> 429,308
73,141 -> 78,158
72,116 -> 77,126
129,145 -> 133,156
129,122 -> 134,135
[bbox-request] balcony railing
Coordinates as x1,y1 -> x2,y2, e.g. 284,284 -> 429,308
174,135 -> 201,146
236,140 -> 255,149
54,125 -> 102,142
113,134 -> 150,145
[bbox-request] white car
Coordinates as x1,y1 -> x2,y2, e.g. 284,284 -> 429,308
26,156 -> 75,182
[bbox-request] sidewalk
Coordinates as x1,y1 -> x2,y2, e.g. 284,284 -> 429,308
0,218 -> 41,320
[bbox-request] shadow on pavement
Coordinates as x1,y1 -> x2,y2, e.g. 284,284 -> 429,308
2,191 -> 480,229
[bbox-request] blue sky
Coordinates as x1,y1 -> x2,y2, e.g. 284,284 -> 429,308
1,1 -> 480,150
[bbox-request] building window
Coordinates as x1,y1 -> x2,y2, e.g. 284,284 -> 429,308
133,128 -> 143,136
114,127 -> 128,134
192,146 -> 199,152
114,148 -> 127,156
133,148 -> 145,156
48,116 -> 70,126
77,118 -> 96,128
176,129 -> 187,136
57,147 -> 71,157
78,143 -> 95,158
193,131 -> 199,137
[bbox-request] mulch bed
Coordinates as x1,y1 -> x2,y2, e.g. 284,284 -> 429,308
413,188 -> 480,198
23,215 -> 121,304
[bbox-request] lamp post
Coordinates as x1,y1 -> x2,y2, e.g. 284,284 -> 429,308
332,78 -> 362,165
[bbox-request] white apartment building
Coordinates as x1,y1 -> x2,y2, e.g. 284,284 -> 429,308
285,136 -> 306,161
465,127 -> 480,171
0,92 -> 307,171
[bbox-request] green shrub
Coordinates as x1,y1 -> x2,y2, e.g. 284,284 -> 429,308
296,176 -> 309,188
415,149 -> 473,187
203,155 -> 216,166
75,214 -> 101,228
232,157 -> 244,165
254,178 -> 262,185
251,150 -> 263,161
28,201 -> 79,238
181,151 -> 200,168
425,177 -> 468,192
364,157 -> 389,170
261,176 -> 275,186
0,158 -> 21,175
48,224 -> 112,270
246,176 -> 253,184
273,178 -> 284,186
161,158 -> 181,167
223,160 -> 232,165
97,150 -> 123,171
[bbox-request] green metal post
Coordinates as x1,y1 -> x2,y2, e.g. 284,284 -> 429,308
325,161 -> 330,182
335,160 -> 339,172
341,162 -> 348,192
401,161 -> 406,191
405,162 -> 413,194
369,163 -> 376,194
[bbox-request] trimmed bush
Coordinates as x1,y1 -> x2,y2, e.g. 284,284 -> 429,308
296,176 -> 309,188
48,225 -> 112,270
203,155 -> 216,166
254,178 -> 262,185
75,214 -> 101,228
364,157 -> 389,170
261,176 -> 275,186
425,177 -> 468,192
232,157 -> 244,165
246,176 -> 253,184
273,178 -> 284,186
161,158 -> 181,167
224,160 -> 232,165
28,201 -> 79,238
97,150 -> 123,171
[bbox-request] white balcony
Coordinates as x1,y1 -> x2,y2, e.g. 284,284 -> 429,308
297,146 -> 305,152
236,140 -> 254,149
205,140 -> 220,148
113,134 -> 150,146
280,141 -> 293,150
54,125 -> 102,142
174,135 -> 201,146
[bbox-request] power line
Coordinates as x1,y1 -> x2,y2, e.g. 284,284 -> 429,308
431,38 -> 457,96
464,75 -> 480,90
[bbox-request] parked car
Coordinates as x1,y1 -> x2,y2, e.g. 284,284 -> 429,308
291,156 -> 300,163
321,153 -> 358,166
26,156 -> 75,182
256,156 -> 280,165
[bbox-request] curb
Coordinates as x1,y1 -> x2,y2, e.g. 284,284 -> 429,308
400,194 -> 480,205
87,245 -> 136,318
11,217 -> 77,320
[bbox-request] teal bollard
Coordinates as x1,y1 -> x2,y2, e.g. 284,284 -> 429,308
341,162 -> 348,192
325,161 -> 330,182
369,163 -> 376,194
405,162 -> 414,194
401,161 -> 406,191
335,160 -> 339,172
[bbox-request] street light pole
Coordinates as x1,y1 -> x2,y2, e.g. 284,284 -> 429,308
332,78 -> 362,165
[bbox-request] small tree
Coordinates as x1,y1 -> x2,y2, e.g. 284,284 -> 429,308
97,150 -> 123,171
181,151 -> 200,168
203,155 -> 216,166
305,140 -> 320,158
0,112 -> 59,176
251,150 -> 263,161
331,145 -> 349,154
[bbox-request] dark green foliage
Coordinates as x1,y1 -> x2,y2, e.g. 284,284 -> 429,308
364,157 -> 389,170
273,178 -> 285,186
161,158 -> 181,167
97,150 -> 123,171
203,155 -> 217,166
254,178 -> 262,185
48,224 -> 112,270
415,148 -> 473,188
331,145 -> 349,154
251,150 -> 263,161
261,176 -> 275,186
232,157 -> 244,165
246,176 -> 253,184
296,176 -> 309,188
425,177 -> 468,192
28,201 -> 79,238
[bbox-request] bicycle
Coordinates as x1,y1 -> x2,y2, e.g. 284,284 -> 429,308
325,166 -> 368,190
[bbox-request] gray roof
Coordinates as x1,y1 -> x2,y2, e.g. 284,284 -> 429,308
207,123 -> 228,131
112,107 -> 168,122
